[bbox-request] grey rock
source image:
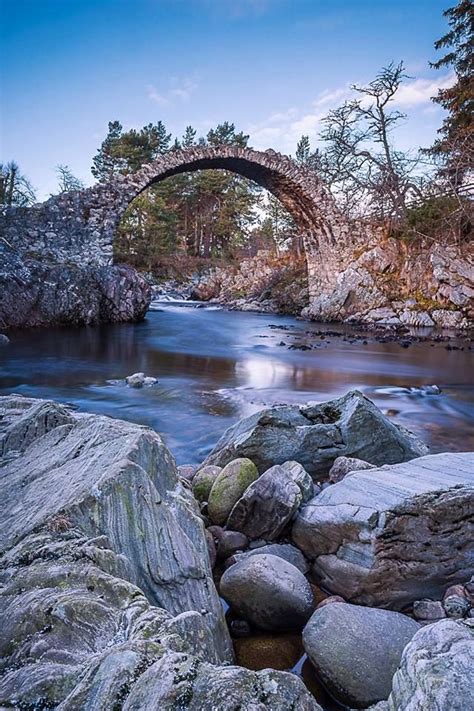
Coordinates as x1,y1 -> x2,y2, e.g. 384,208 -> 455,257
177,464 -> 197,481
413,600 -> 446,621
208,458 -> 259,525
125,372 -> 157,388
280,460 -> 315,501
227,464 -> 302,540
0,394 -> 233,711
0,257 -> 150,330
328,455 -> 375,483
216,530 -> 249,561
387,619 -> 474,711
302,603 -> 420,708
121,651 -> 322,710
192,465 -> 222,503
293,452 -> 474,608
204,391 -> 428,477
220,553 -> 315,631
233,543 -> 310,574
0,333 -> 9,345
443,594 -> 471,618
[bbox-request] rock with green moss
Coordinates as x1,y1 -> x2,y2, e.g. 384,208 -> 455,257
208,458 -> 259,525
122,650 -> 322,710
192,465 -> 222,502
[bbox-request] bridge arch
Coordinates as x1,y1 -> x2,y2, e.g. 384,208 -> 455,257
0,145 -> 362,313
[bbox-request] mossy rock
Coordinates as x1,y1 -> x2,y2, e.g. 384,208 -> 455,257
208,458 -> 259,525
192,465 -> 222,503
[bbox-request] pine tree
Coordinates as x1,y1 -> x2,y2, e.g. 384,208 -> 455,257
91,121 -> 124,182
296,135 -> 311,164
429,1 -> 473,181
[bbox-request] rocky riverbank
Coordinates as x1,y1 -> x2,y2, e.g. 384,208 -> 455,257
1,391 -> 472,709
187,241 -> 474,329
0,249 -> 151,330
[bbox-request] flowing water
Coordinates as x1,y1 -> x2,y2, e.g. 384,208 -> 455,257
1,302 -> 473,461
1,302 -> 473,708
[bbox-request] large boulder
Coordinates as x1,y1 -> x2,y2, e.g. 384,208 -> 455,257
386,619 -> 474,711
302,603 -> 420,708
203,391 -> 428,477
0,395 -> 240,709
293,452 -> 474,608
220,553 -> 314,631
121,651 -> 322,710
226,464 -> 303,540
0,256 -> 150,330
207,458 -> 259,525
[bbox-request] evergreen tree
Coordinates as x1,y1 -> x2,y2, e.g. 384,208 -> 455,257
296,135 -> 311,164
429,1 -> 473,181
91,121 -> 124,182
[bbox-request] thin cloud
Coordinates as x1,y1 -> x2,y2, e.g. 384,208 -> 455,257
147,77 -> 198,107
393,72 -> 455,108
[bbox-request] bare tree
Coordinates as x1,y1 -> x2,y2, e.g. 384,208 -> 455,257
319,62 -> 425,219
55,164 -> 85,193
0,161 -> 36,209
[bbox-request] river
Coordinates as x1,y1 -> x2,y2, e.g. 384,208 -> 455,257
1,302 -> 473,462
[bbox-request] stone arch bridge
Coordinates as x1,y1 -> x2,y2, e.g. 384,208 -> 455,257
0,146 -> 370,316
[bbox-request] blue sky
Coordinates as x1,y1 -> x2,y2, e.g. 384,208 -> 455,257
1,0 -> 454,199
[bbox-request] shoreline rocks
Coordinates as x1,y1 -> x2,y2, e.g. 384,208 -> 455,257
204,390 -> 428,476
220,554 -> 315,632
302,603 -> 420,708
293,452 -> 474,608
0,255 -> 150,330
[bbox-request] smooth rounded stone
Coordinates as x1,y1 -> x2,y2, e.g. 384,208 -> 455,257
192,465 -> 222,503
177,464 -> 197,482
122,651 -> 322,710
443,594 -> 471,618
302,602 -> 420,708
203,391 -> 428,476
217,531 -> 249,561
413,599 -> 445,621
328,456 -> 375,484
0,334 -> 9,345
280,460 -> 314,501
293,452 -> 474,609
316,595 -> 345,609
220,554 -> 315,632
248,539 -> 268,549
125,372 -> 157,388
233,633 -> 304,671
387,619 -> 474,711
208,458 -> 259,525
226,465 -> 302,540
233,543 -> 310,574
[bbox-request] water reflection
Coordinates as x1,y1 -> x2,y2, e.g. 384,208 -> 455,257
0,305 -> 472,463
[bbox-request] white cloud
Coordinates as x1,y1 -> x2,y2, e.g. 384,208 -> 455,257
147,84 -> 170,106
246,71 -> 455,155
393,72 -> 455,108
147,76 -> 198,107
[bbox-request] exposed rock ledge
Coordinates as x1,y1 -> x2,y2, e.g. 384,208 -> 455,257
0,395 -> 319,709
0,252 -> 150,330
293,451 -> 474,609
